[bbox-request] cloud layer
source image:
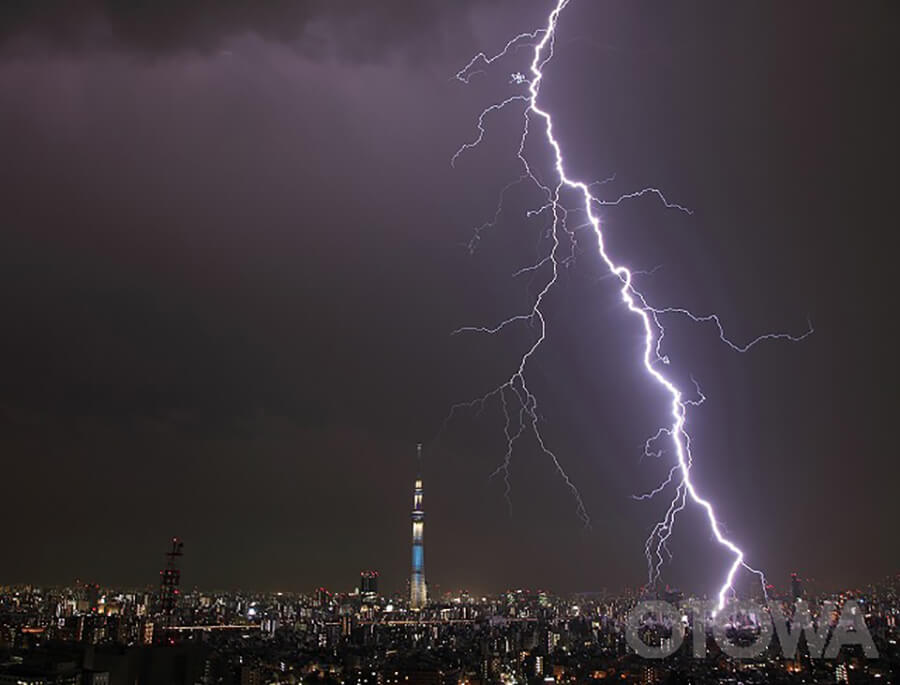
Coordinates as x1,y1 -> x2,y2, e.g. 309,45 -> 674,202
0,0 -> 489,60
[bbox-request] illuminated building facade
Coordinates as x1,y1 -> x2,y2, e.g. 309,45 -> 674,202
410,445 -> 426,610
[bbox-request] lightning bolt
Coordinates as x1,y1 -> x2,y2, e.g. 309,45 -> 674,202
447,0 -> 812,612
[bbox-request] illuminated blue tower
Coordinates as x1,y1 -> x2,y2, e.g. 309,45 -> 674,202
410,443 -> 427,610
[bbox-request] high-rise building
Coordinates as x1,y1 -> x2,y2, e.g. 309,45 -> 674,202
139,619 -> 154,645
790,572 -> 802,600
159,538 -> 184,631
316,587 -> 331,608
85,583 -> 100,613
360,571 -> 378,597
410,444 -> 427,610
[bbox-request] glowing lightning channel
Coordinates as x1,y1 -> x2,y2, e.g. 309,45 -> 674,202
449,0 -> 812,611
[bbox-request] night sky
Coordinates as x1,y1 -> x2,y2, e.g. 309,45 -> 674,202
1,1 -> 897,598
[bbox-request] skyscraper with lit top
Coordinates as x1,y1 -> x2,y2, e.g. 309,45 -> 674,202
410,444 -> 427,610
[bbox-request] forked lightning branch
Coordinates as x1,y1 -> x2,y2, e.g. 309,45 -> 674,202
448,0 -> 812,611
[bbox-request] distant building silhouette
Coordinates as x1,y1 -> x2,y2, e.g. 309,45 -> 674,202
360,571 -> 378,597
159,538 -> 183,634
316,587 -> 331,609
791,572 -> 803,600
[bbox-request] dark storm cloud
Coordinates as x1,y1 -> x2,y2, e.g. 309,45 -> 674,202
0,0 -> 490,60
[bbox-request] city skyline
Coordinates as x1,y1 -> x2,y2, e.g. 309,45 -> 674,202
0,481 -> 885,602
6,574 -> 896,683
